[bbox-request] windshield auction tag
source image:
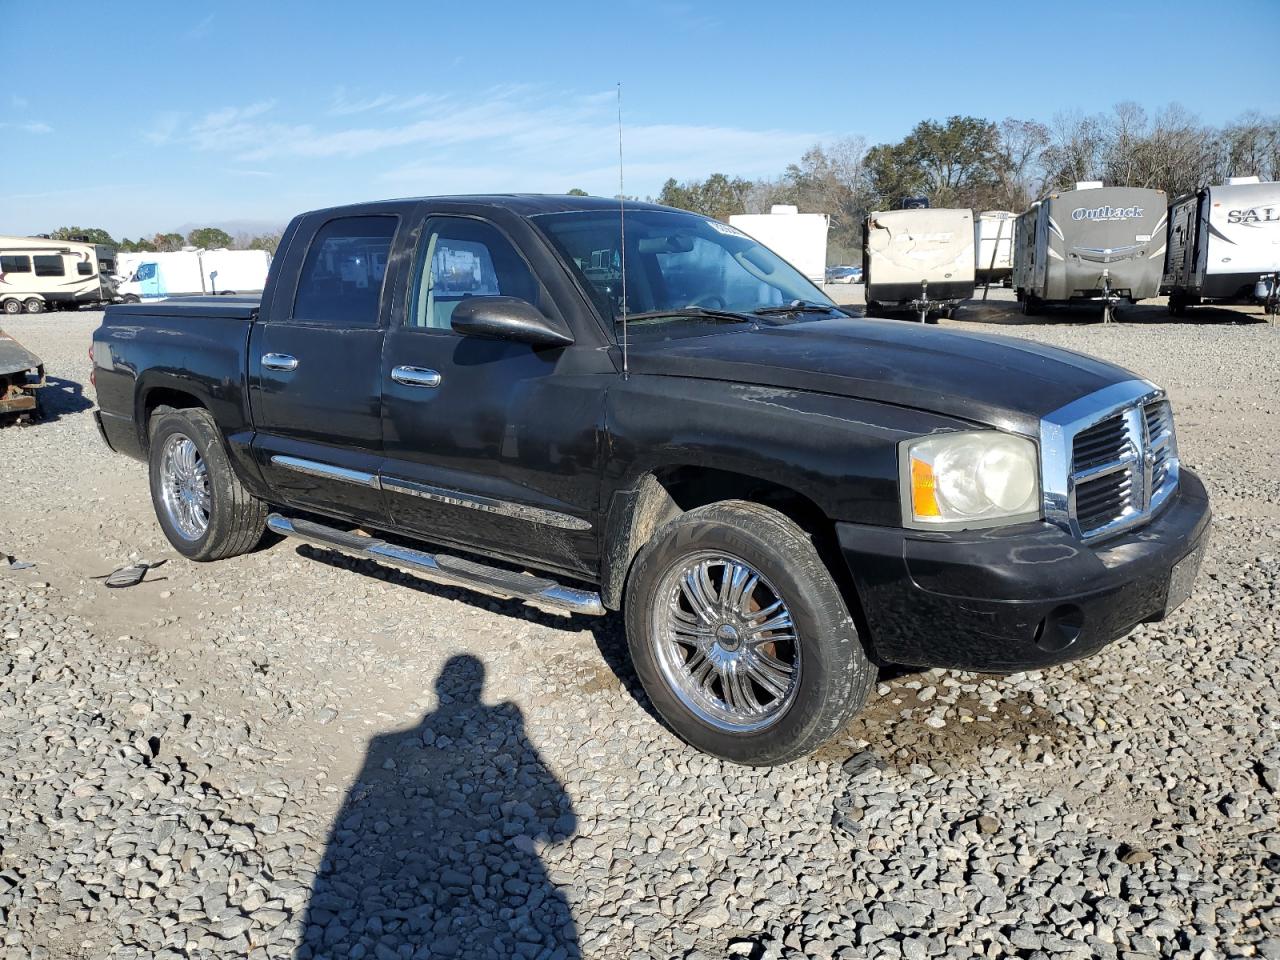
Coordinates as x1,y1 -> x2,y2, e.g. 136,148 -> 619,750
707,221 -> 750,239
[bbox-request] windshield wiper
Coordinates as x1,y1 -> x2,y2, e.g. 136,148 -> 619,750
751,299 -> 841,316
617,307 -> 756,324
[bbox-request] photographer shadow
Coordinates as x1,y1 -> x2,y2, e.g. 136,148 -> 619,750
299,654 -> 580,960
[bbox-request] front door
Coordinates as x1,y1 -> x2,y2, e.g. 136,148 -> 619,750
248,213 -> 401,524
379,214 -> 602,577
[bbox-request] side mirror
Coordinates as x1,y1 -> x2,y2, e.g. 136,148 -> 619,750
450,296 -> 574,349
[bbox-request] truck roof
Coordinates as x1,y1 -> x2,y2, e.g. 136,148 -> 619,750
302,194 -> 683,219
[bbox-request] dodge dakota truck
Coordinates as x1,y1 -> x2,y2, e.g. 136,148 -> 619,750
91,195 -> 1211,765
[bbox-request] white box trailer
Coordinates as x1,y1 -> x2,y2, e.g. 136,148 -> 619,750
117,249 -> 271,301
1014,182 -> 1167,321
728,206 -> 829,286
974,210 -> 1015,285
1163,176 -> 1280,315
862,207 -> 975,321
0,235 -> 117,314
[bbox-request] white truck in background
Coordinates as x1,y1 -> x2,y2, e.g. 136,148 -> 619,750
116,249 -> 271,302
729,206 -> 829,285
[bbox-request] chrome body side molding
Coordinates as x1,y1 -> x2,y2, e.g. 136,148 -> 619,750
271,455 -> 381,490
270,457 -> 592,531
381,476 -> 593,531
266,514 -> 605,616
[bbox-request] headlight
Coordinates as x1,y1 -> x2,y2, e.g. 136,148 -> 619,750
901,431 -> 1040,529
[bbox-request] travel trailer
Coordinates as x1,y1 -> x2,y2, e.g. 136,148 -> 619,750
0,235 -> 118,314
863,207 -> 975,321
728,206 -> 829,285
974,210 -> 1015,286
116,249 -> 271,301
1163,176 -> 1280,315
1014,183 -> 1166,321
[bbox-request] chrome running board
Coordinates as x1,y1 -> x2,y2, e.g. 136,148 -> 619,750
266,514 -> 605,616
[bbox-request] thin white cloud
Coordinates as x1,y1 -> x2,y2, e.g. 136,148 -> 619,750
144,87 -> 826,199
187,12 -> 215,38
329,88 -> 399,116
0,121 -> 53,134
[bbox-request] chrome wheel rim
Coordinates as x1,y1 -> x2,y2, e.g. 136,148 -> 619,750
159,434 -> 210,540
651,551 -> 801,733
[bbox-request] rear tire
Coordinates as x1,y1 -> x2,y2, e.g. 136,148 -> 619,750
148,407 -> 269,561
1,299 -> 20,315
624,500 -> 876,766
1021,294 -> 1041,316
22,298 -> 44,314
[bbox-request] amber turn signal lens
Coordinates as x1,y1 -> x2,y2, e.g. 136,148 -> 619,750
910,457 -> 940,518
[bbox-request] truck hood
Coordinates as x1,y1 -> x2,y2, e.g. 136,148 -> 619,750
625,317 -> 1141,433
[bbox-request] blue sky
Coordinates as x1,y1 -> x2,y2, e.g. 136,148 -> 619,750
2,0 -> 1276,239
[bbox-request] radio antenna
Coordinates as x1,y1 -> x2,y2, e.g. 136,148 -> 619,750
616,82 -> 629,378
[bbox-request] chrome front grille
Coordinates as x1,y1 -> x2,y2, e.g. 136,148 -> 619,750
1041,381 -> 1180,542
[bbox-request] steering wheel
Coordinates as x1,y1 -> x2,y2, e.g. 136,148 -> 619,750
687,295 -> 726,309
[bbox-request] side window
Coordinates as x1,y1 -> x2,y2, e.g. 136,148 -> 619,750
136,263 -> 156,281
408,218 -> 538,330
77,261 -> 94,276
33,255 -> 65,277
0,255 -> 32,274
293,215 -> 398,327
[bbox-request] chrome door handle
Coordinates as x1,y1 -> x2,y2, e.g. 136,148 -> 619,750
262,353 -> 298,372
392,365 -> 442,388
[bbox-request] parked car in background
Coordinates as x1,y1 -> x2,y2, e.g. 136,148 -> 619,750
825,265 -> 862,284
91,194 -> 1210,766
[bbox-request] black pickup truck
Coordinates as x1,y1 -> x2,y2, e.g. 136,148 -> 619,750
91,195 -> 1210,765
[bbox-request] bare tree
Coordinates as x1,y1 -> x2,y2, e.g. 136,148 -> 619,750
992,118 -> 1050,209
1041,110 -> 1106,190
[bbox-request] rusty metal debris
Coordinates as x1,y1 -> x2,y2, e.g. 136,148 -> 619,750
0,327 -> 46,419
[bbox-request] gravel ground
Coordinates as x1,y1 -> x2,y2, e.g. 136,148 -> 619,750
1,301 -> 1278,960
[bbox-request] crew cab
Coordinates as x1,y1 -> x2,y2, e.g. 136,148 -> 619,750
91,195 -> 1211,765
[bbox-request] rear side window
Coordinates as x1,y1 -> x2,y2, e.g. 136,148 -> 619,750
33,255 -> 65,277
293,216 -> 398,327
0,255 -> 31,273
77,261 -> 94,276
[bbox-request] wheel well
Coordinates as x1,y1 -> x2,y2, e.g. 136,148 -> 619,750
602,466 -> 854,614
140,388 -> 205,449
653,466 -> 829,534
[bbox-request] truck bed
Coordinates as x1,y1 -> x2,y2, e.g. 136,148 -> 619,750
109,295 -> 261,321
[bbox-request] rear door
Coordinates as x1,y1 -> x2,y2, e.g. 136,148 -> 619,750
377,210 -> 606,577
248,210 -> 405,524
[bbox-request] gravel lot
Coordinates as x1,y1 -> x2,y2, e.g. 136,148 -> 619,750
1,299 -> 1277,960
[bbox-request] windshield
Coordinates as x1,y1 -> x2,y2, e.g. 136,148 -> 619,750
532,209 -> 836,337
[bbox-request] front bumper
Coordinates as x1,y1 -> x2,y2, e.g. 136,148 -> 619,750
838,468 -> 1211,672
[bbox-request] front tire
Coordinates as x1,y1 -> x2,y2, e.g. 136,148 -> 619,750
148,408 -> 268,561
624,501 -> 876,766
22,298 -> 43,314
1,299 -> 20,315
